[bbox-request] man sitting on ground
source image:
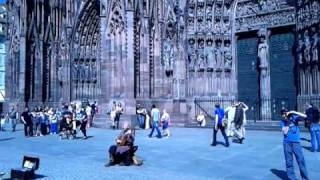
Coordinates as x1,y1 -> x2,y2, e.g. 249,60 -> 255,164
105,128 -> 143,167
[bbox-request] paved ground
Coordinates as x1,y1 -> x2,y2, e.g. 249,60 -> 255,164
0,126 -> 319,180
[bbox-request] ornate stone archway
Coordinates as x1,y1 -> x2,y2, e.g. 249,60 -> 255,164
70,0 -> 101,101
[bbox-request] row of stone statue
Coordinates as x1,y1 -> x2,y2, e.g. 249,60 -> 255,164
296,27 -> 319,65
188,0 -> 231,18
188,17 -> 231,33
72,61 -> 98,81
188,41 -> 232,70
296,1 -> 320,31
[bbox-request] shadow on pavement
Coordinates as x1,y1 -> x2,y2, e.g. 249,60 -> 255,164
0,137 -> 15,141
270,169 -> 288,180
302,146 -> 312,152
301,137 -> 311,142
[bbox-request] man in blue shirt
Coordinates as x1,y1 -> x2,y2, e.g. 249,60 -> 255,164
212,103 -> 229,147
280,109 -> 309,180
148,105 -> 162,138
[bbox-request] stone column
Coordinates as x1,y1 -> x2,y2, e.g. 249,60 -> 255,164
124,8 -> 136,114
258,29 -> 271,120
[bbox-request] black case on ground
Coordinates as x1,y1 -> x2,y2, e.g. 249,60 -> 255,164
10,156 -> 40,180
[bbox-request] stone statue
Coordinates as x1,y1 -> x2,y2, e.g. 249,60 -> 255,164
79,62 -> 85,79
297,35 -> 304,64
91,62 -> 97,79
304,30 -> 311,62
311,29 -> 318,62
258,38 -> 269,77
188,51 -> 197,69
198,53 -> 206,69
205,40 -> 215,69
224,43 -> 232,69
73,63 -> 79,80
163,40 -> 174,72
57,66 -> 64,82
214,41 -> 223,68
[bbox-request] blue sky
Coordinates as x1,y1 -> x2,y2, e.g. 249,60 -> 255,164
0,0 -> 5,4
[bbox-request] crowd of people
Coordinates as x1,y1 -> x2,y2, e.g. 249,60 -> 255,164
109,103 -> 171,138
1,99 -> 320,179
0,101 -> 98,140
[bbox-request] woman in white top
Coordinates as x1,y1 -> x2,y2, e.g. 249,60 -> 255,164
161,109 -> 171,137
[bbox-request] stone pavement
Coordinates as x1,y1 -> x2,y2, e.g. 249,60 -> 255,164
0,126 -> 319,180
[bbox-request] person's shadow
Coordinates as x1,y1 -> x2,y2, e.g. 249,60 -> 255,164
0,137 -> 15,141
270,169 -> 288,180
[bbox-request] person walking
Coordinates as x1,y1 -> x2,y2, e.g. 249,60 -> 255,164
79,108 -> 88,139
148,105 -> 162,138
280,109 -> 309,180
305,103 -> 320,152
21,107 -> 33,137
8,106 -> 18,132
211,103 -> 229,147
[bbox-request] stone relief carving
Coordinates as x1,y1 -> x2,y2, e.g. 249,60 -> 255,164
296,1 -> 319,30
236,10 -> 295,32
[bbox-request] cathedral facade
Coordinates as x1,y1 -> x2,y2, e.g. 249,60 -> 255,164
5,0 -> 320,124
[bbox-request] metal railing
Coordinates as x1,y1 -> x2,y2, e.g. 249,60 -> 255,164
194,97 -> 300,123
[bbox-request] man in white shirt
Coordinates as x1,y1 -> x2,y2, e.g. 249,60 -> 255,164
148,105 -> 162,138
225,103 -> 236,137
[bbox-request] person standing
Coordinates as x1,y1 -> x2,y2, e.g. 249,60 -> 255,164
211,103 -> 229,147
136,104 -> 145,129
86,105 -> 92,128
8,106 -> 18,132
225,103 -> 236,137
79,108 -> 88,139
148,105 -> 162,138
114,103 -> 123,130
280,109 -> 309,180
233,102 -> 248,144
49,109 -> 58,135
21,107 -> 33,137
305,103 -> 320,152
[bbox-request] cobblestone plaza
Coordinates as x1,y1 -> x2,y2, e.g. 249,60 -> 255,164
0,126 -> 319,180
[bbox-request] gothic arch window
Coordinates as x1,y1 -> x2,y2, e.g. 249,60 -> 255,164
71,0 -> 101,100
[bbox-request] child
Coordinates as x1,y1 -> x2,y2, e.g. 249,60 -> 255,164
49,109 -> 58,134
161,109 -> 171,137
